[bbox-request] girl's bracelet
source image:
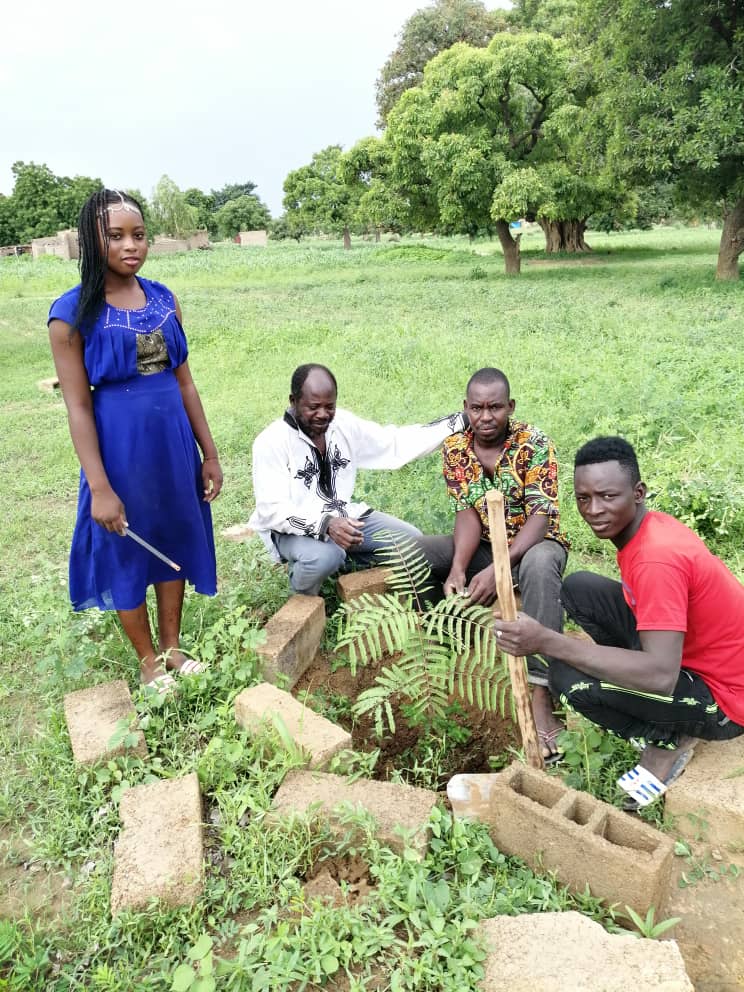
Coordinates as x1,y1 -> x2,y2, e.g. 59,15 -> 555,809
203,456 -> 220,462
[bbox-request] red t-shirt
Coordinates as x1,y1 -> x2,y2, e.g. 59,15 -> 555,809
617,511 -> 744,724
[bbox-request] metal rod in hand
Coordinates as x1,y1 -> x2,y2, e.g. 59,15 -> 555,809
485,489 -> 543,770
124,527 -> 181,572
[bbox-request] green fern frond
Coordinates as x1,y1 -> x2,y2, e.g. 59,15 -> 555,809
368,529 -> 435,606
334,543 -> 515,734
336,594 -> 418,670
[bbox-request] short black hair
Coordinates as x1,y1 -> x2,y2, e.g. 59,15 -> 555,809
574,436 -> 641,486
290,363 -> 337,399
75,189 -> 145,335
466,367 -> 510,397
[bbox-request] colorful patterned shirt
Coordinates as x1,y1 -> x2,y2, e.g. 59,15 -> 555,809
442,421 -> 569,550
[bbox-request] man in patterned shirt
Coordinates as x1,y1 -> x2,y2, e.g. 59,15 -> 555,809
418,367 -> 569,760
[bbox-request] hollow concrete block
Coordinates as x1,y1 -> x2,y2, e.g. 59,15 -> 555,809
235,682 -> 351,768
272,769 -> 437,856
448,762 -> 674,916
336,567 -> 392,602
111,773 -> 203,914
257,594 -> 325,689
64,680 -> 146,765
665,737 -> 744,858
479,911 -> 693,992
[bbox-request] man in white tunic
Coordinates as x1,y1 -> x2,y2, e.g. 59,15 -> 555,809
249,363 -> 467,595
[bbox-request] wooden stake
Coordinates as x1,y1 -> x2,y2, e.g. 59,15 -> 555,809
485,489 -> 544,770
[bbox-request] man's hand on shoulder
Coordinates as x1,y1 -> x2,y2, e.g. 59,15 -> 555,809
465,566 -> 497,606
327,517 -> 364,551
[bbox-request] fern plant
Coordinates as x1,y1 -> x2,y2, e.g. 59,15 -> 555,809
334,533 -> 514,737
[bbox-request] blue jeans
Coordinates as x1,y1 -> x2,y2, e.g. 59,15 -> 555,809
272,510 -> 422,596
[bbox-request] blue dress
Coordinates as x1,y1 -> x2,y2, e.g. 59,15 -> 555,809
48,277 -> 217,611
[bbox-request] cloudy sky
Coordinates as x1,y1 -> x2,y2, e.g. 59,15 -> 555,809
3,0 -> 506,216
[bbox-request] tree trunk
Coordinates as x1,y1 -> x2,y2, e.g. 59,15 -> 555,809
538,218 -> 590,253
343,226 -> 351,250
375,228 -> 381,243
495,220 -> 521,275
716,197 -> 744,281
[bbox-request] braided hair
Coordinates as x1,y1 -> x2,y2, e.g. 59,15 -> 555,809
74,189 -> 145,335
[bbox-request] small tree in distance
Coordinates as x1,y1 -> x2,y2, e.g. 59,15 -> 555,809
214,194 -> 271,240
150,175 -> 199,239
283,146 -> 362,249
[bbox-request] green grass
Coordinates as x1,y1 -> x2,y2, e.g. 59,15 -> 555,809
1,227 -> 742,989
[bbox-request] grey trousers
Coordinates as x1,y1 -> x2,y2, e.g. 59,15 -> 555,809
273,510 -> 422,596
416,535 -> 568,685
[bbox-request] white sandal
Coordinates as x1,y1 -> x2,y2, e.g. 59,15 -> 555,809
143,672 -> 177,697
618,748 -> 695,809
175,658 -> 206,677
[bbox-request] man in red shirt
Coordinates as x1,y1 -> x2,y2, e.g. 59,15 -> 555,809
495,436 -> 744,807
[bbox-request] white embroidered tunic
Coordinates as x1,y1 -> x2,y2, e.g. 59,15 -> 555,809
249,408 -> 466,560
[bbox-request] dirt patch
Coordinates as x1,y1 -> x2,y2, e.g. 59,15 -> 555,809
526,255 -> 607,268
665,847 -> 744,992
0,828 -> 72,922
303,853 -> 374,908
294,651 -> 518,788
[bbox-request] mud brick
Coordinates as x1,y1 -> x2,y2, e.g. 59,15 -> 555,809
64,680 -> 146,765
257,594 -> 326,689
336,568 -> 392,602
235,682 -> 351,768
479,912 -> 693,991
219,523 -> 255,542
111,773 -> 203,913
272,769 -> 437,856
665,738 -> 744,859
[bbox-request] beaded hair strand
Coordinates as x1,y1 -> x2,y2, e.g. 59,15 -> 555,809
74,189 -> 145,335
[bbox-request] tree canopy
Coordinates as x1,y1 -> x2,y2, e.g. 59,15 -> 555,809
211,182 -> 258,209
150,176 -> 200,239
0,162 -> 101,244
581,0 -> 744,278
507,0 -> 579,37
375,0 -> 506,126
213,194 -> 271,240
283,145 -> 362,248
384,32 -> 616,271
0,164 -> 271,247
341,137 -> 409,235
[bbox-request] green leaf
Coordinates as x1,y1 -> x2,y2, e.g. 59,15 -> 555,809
172,963 -> 196,992
320,953 -> 339,975
188,934 -> 213,960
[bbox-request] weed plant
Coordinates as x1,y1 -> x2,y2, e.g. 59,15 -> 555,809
1,228 -> 742,986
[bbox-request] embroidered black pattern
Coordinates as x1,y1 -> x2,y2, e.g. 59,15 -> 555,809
289,424 -> 352,522
425,412 -> 465,432
317,443 -> 349,503
287,515 -> 316,536
295,454 -> 319,489
321,497 -> 347,515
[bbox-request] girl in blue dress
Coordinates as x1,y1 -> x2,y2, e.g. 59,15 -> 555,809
49,189 -> 222,695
